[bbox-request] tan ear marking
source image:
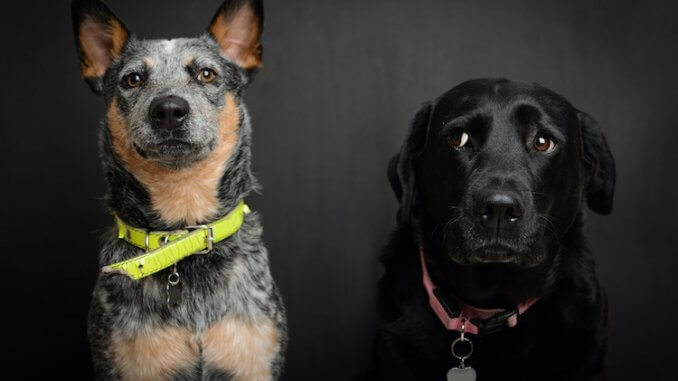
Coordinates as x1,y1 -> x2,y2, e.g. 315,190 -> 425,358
209,1 -> 263,70
77,12 -> 129,79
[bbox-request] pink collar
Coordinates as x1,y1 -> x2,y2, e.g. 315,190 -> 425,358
419,246 -> 538,335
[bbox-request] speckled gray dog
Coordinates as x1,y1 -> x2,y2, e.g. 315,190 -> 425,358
71,0 -> 286,379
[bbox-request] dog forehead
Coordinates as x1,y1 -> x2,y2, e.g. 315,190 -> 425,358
159,38 -> 178,53
433,79 -> 572,127
147,38 -> 218,65
122,37 -> 220,72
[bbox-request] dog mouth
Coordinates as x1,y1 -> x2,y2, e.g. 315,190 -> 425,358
444,217 -> 546,266
133,139 -> 214,167
464,244 -> 523,264
448,240 -> 543,267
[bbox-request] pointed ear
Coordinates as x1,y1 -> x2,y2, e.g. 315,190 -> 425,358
578,110 -> 616,215
389,102 -> 433,227
208,0 -> 264,72
72,0 -> 130,95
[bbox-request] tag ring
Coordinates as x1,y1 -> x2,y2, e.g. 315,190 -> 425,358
168,273 -> 180,285
168,265 -> 180,286
451,336 -> 474,361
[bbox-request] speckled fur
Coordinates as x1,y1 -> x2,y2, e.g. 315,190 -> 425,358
72,1 -> 286,379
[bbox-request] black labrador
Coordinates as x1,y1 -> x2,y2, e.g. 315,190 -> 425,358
377,78 -> 615,381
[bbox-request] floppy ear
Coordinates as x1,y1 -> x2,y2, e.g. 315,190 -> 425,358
389,102 -> 433,227
208,0 -> 264,75
578,110 -> 616,215
72,0 -> 130,95
387,154 -> 403,202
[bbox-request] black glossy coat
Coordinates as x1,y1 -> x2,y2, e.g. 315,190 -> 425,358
376,79 -> 614,381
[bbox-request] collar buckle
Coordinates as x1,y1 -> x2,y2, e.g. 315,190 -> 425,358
185,225 -> 214,254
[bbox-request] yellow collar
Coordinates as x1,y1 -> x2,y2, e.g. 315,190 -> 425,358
102,201 -> 251,280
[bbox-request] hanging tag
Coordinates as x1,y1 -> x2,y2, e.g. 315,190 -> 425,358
447,365 -> 476,381
166,265 -> 181,308
447,319 -> 476,381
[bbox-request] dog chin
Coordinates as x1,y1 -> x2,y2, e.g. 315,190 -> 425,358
133,140 -> 212,168
449,244 -> 543,267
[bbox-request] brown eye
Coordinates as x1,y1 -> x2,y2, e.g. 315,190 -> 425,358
197,68 -> 217,83
450,131 -> 470,148
123,73 -> 143,88
534,135 -> 556,153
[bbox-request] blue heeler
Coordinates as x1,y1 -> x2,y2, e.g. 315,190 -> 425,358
71,0 -> 287,379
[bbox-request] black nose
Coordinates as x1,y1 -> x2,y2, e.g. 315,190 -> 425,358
149,96 -> 190,130
474,192 -> 524,231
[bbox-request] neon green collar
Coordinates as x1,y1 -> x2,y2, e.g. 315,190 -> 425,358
102,201 -> 251,280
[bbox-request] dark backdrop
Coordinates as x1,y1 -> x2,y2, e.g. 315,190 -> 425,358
2,0 -> 677,380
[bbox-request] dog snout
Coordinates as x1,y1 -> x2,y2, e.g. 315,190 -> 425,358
149,95 -> 190,131
473,190 -> 524,232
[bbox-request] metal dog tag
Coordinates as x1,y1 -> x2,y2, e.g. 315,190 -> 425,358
167,282 -> 182,308
166,265 -> 181,308
448,319 -> 475,381
447,366 -> 476,381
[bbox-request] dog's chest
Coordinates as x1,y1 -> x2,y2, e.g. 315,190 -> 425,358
103,253 -> 280,380
110,316 -> 280,381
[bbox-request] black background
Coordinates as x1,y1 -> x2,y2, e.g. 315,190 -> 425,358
3,0 -> 677,380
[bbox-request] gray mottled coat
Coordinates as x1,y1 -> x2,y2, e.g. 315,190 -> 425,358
72,0 -> 287,380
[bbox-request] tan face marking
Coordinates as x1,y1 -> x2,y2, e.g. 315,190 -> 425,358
142,56 -> 156,68
107,95 -> 240,225
201,318 -> 280,381
111,325 -> 199,381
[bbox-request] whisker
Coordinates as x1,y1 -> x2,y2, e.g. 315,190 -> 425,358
441,215 -> 463,245
537,214 -> 566,251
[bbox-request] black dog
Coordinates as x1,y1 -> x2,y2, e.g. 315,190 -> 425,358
377,78 -> 614,380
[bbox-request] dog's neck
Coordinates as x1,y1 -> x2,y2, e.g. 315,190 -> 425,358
420,225 -> 557,309
100,114 -> 258,231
